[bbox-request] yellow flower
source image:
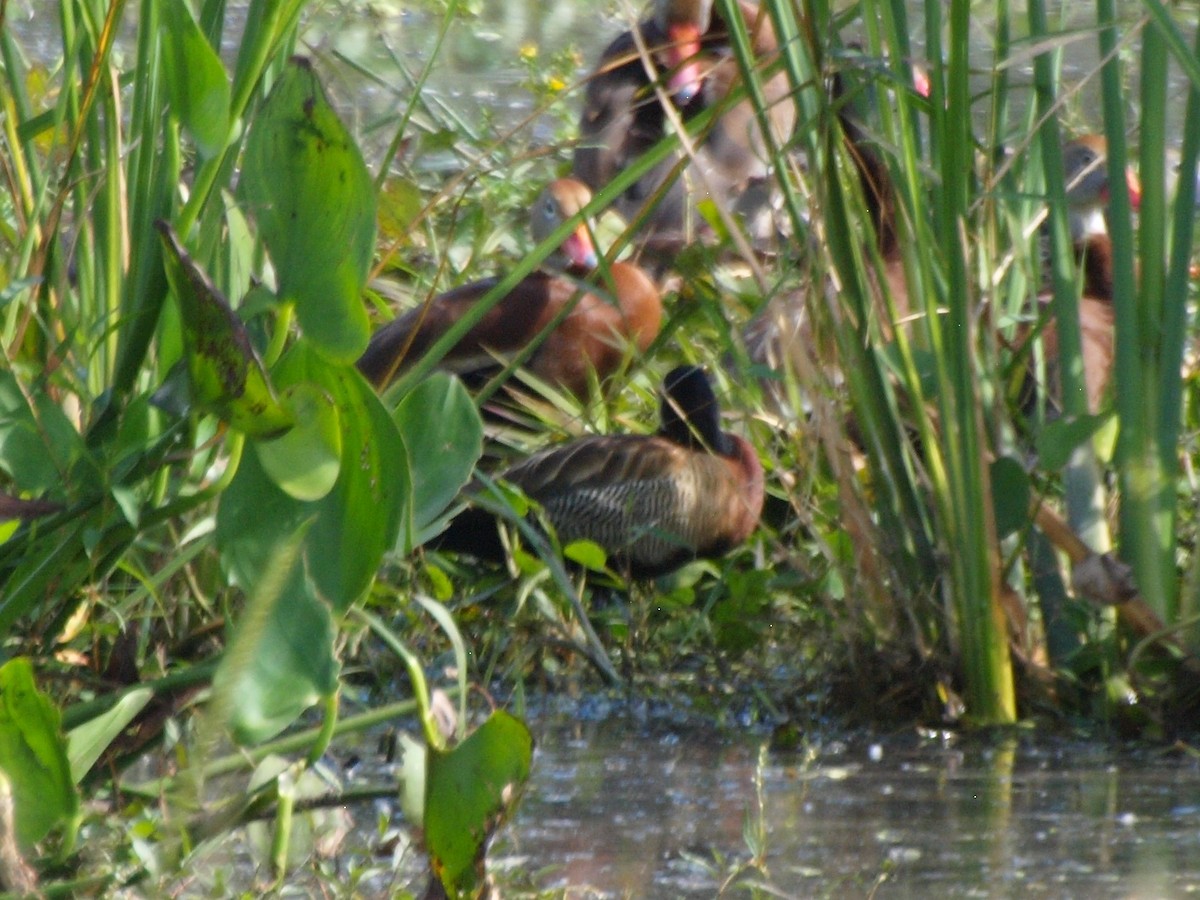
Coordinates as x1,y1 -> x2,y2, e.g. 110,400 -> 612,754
519,43 -> 537,61
547,76 -> 566,93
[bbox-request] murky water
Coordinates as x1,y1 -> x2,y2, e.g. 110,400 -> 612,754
495,710 -> 1200,898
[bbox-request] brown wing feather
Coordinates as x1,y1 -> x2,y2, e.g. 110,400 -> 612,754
360,265 -> 658,396
501,435 -> 754,576
358,272 -> 563,388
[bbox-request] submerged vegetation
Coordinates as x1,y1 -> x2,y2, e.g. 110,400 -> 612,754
0,0 -> 1199,893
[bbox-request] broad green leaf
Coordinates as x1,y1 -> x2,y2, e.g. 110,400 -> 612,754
66,688 -> 152,783
989,456 -> 1032,539
240,57 -> 374,361
0,659 -> 79,849
214,528 -> 338,745
219,342 -> 409,612
393,374 -> 483,549
274,343 -> 410,609
221,191 -> 257,303
226,563 -> 338,745
1036,413 -> 1112,471
0,370 -> 91,495
426,711 -> 532,897
563,539 -> 608,572
160,2 -> 230,158
217,447 -> 308,592
158,222 -> 293,438
256,383 -> 342,501
711,570 -> 771,654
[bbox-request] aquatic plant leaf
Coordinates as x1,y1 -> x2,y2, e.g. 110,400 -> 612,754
0,658 -> 79,849
989,456 -> 1031,539
1036,413 -> 1110,471
213,520 -> 338,744
66,688 -> 152,783
219,341 -> 408,612
0,369 -> 90,495
711,569 -> 772,654
255,383 -> 342,501
275,343 -> 409,608
563,539 -> 607,572
160,1 -> 230,158
392,373 -> 483,550
225,561 -> 338,745
426,711 -> 532,896
157,222 -> 293,438
218,446 -> 308,593
240,57 -> 374,362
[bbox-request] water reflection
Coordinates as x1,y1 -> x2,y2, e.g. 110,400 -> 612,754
8,0 -> 1195,147
499,714 -> 1200,897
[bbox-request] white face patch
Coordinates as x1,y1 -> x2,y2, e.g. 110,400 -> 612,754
1070,206 -> 1108,243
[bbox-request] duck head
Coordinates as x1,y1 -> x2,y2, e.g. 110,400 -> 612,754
653,0 -> 714,104
659,365 -> 733,455
531,178 -> 600,270
1063,134 -> 1142,240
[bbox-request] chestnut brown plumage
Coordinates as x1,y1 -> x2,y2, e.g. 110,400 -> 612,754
1031,234 -> 1117,415
572,0 -> 794,243
356,179 -> 662,399
432,366 -> 764,579
1022,135 -> 1141,416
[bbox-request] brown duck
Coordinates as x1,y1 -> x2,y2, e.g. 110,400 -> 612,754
572,0 -> 795,243
357,179 -> 662,399
1025,134 -> 1142,416
431,366 -> 765,579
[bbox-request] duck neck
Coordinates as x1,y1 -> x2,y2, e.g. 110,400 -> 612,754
1077,233 -> 1114,301
833,74 -> 898,259
727,434 -> 765,540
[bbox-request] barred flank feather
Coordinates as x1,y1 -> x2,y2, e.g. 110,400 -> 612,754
431,367 -> 764,578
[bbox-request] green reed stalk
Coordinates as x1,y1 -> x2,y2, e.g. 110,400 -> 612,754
113,0 -> 308,398
1162,24 -> 1200,637
1029,0 -> 1119,576
1115,1 -> 1200,629
1106,0 -> 1169,619
110,0 -> 174,399
927,0 -> 1016,723
717,0 -> 797,234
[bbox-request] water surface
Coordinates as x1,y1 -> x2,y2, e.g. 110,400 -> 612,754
497,711 -> 1200,898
